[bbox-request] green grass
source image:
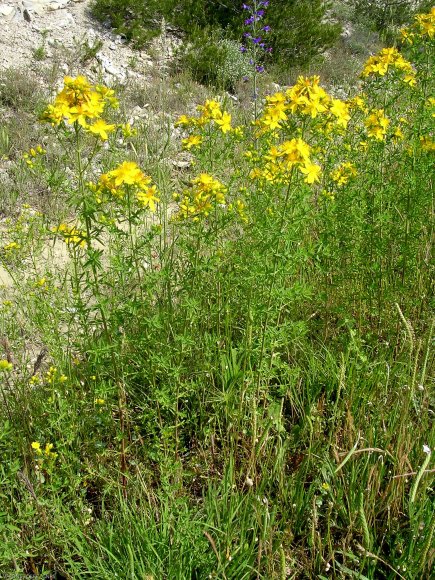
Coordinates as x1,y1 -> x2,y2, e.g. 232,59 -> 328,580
0,9 -> 434,579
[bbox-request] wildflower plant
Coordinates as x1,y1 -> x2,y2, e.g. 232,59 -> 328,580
0,6 -> 434,578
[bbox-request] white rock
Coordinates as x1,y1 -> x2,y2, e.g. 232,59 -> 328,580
0,5 -> 17,20
57,11 -> 74,27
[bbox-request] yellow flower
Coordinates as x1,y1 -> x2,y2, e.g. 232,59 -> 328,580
3,242 -> 20,251
40,76 -> 117,128
197,99 -> 222,120
365,109 -> 390,141
175,114 -> 195,127
53,224 -> 87,248
182,135 -> 203,150
299,161 -> 322,184
415,8 -> 435,38
109,161 -> 146,187
361,48 -> 415,83
87,119 -> 116,140
136,184 -> 160,212
322,190 -> 335,201
94,398 -> 105,405
331,162 -> 358,186
175,173 -> 226,221
393,126 -> 404,141
215,111 -> 232,134
329,99 -> 350,128
0,360 -> 13,372
420,136 -> 435,152
31,441 -> 42,454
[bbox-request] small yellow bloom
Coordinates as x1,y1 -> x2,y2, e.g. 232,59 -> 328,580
31,441 -> 42,455
3,242 -> 20,251
94,398 -> 105,405
182,135 -> 203,150
299,161 -> 322,184
136,184 -> 160,212
44,442 -> 58,459
87,119 -> 116,141
0,360 -> 13,372
175,114 -> 194,127
215,111 -> 232,134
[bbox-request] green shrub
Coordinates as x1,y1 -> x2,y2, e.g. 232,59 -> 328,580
91,0 -> 342,70
178,28 -> 253,91
353,0 -> 433,33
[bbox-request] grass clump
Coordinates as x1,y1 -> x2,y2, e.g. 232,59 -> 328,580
0,7 -> 434,578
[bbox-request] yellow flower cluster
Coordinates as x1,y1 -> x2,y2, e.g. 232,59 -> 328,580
31,441 -> 58,459
45,366 -> 68,384
3,241 -> 20,251
415,7 -> 435,38
53,223 -> 87,248
40,76 -> 118,141
364,109 -> 390,141
257,76 -> 351,132
23,144 -> 46,168
362,48 -> 416,86
401,7 -> 435,43
331,162 -> 358,186
420,136 -> 435,152
174,173 -> 227,221
176,99 -> 234,147
251,138 -> 321,185
92,161 -> 159,211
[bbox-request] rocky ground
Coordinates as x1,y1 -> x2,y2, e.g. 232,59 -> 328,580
0,0 -> 178,86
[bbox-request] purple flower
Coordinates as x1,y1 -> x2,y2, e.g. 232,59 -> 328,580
242,3 -> 251,9
245,17 -> 254,25
262,25 -> 271,32
252,37 -> 262,44
256,10 -> 264,17
240,46 -> 247,53
244,32 -> 252,38
256,65 -> 265,73
249,58 -> 254,65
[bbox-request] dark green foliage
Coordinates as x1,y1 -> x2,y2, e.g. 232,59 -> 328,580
266,0 -> 341,64
91,0 -> 342,69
